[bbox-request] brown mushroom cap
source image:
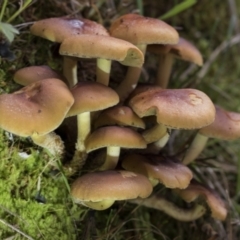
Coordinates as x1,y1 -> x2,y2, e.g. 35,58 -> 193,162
129,88 -> 215,129
109,14 -> 179,45
176,180 -> 227,221
148,37 -> 203,66
94,106 -> 145,129
85,126 -> 146,153
13,65 -> 66,86
67,82 -> 119,117
30,16 -> 109,43
59,35 -> 144,68
71,170 -> 153,210
0,78 -> 74,137
199,105 -> 240,140
122,154 -> 192,189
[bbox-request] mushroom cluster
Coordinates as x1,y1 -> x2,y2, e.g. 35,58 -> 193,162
1,13 -> 235,223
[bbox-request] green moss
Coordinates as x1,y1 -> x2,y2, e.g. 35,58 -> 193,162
0,130 -> 86,239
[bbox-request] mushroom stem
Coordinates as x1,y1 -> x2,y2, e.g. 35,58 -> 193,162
155,54 -> 174,88
129,195 -> 206,222
31,132 -> 64,156
63,56 -> 77,87
96,58 -> 112,86
182,133 -> 208,165
142,124 -> 170,151
76,112 -> 91,152
68,112 -> 91,172
116,44 -> 146,102
99,146 -> 120,170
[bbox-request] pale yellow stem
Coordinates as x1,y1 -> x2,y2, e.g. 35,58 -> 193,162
182,133 -> 209,165
63,56 -> 78,87
96,58 -> 112,86
99,146 -> 120,171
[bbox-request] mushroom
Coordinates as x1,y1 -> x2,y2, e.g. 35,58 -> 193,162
0,78 -> 74,155
175,179 -> 227,221
70,170 -> 153,210
94,105 -> 145,129
183,105 -> 240,165
67,82 -> 119,169
13,65 -> 67,86
147,37 -> 203,88
130,195 -> 206,222
59,34 -> 144,86
109,13 -> 179,101
122,154 -> 192,188
30,16 -> 109,87
129,87 -> 215,150
85,126 -> 147,170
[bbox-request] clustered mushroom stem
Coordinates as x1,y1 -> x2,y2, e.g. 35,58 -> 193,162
63,56 -> 78,87
31,132 -> 64,156
96,58 -> 112,86
129,195 -> 206,222
116,44 -> 147,102
76,112 -> 91,152
155,54 -> 174,88
182,133 -> 209,165
99,146 -> 120,170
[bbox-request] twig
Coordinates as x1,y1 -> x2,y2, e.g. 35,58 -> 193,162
0,219 -> 34,240
197,34 -> 240,80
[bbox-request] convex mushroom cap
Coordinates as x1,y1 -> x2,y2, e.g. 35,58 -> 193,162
148,37 -> 203,66
199,105 -> 240,140
67,82 -> 119,117
122,154 -> 192,188
94,106 -> 145,129
85,126 -> 146,153
109,13 -> 179,45
129,87 -> 215,129
30,16 -> 109,43
71,170 -> 153,210
13,65 -> 66,86
60,35 -> 144,68
0,78 -> 74,137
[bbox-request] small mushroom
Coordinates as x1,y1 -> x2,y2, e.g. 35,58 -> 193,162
122,154 -> 192,188
94,105 -> 145,129
175,180 -> 227,221
148,37 -> 203,88
13,65 -> 67,86
85,126 -> 146,170
183,105 -> 240,165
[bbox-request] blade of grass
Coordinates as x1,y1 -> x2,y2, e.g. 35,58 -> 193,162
159,0 -> 197,20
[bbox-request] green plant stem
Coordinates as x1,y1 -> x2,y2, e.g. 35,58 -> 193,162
7,0 -> 32,23
0,0 -> 8,21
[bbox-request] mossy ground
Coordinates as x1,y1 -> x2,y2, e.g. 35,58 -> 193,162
0,0 -> 240,239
